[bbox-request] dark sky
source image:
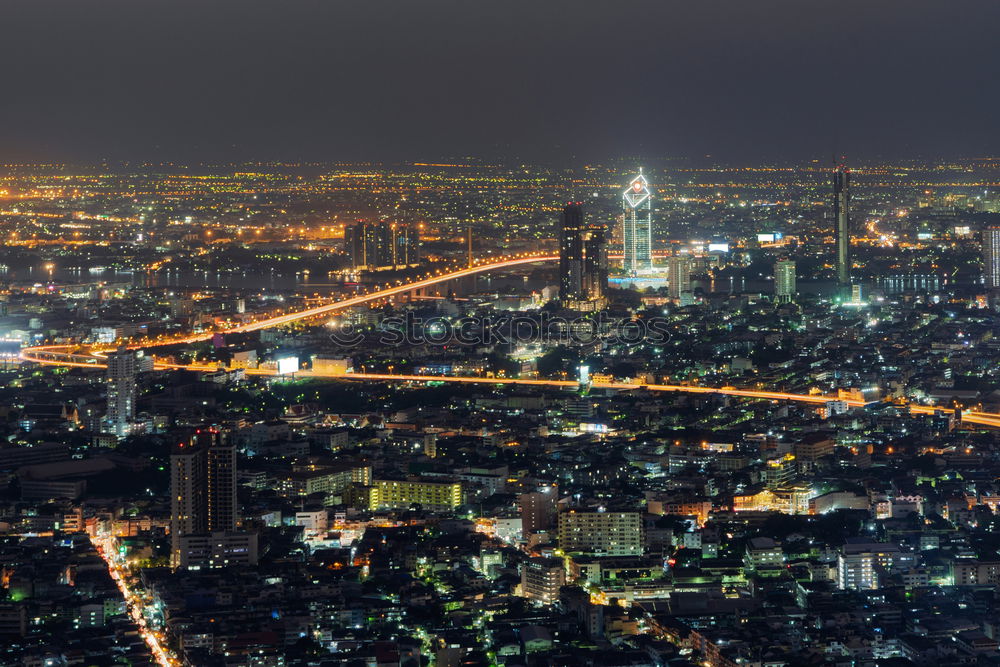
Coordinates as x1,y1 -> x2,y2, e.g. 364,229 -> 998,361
2,0 -> 999,164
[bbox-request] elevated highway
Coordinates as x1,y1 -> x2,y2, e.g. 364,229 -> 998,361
19,253 -> 1000,429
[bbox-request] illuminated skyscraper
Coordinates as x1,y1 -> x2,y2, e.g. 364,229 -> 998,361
667,255 -> 692,301
984,225 -> 1000,290
560,204 -> 585,299
622,170 -> 652,274
559,203 -> 607,308
833,164 -> 851,288
170,429 -> 244,568
582,228 -> 608,303
775,259 -> 796,303
105,347 -> 137,438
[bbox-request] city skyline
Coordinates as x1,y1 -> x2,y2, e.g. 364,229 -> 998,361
4,3 -> 1000,666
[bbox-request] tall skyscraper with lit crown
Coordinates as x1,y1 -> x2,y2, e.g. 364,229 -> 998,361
622,170 -> 652,274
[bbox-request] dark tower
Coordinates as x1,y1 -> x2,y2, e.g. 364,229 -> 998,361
170,428 -> 237,567
833,164 -> 851,288
583,228 -> 608,302
559,203 -> 607,307
559,204 -> 585,301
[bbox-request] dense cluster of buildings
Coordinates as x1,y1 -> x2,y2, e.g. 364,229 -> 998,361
344,221 -> 420,271
1,159 -> 1000,665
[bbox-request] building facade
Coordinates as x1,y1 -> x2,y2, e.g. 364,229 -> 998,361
521,557 -> 566,605
557,509 -> 643,556
622,171 -> 652,275
559,203 -> 608,308
775,259 -> 796,302
170,429 -> 250,568
667,256 -> 693,302
345,221 -> 419,270
833,165 -> 851,289
105,347 -> 137,438
984,225 -> 1000,291
354,479 -> 463,511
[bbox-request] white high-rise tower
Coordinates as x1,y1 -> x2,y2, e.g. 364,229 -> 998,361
775,259 -> 797,303
622,170 -> 652,274
105,347 -> 137,438
984,226 -> 1000,290
667,255 -> 693,301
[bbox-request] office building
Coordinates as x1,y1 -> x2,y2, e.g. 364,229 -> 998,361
622,170 -> 652,274
521,557 -> 566,605
351,478 -> 462,511
952,559 -> 1000,586
559,204 -> 585,299
557,509 -> 643,556
667,255 -> 693,301
105,347 -> 137,439
793,434 -> 835,461
984,225 -> 1000,290
774,259 -> 796,302
582,228 -> 608,303
206,435 -> 237,533
837,540 -> 900,590
175,532 -> 258,570
345,221 -> 419,270
833,164 -> 851,288
559,203 -> 608,308
744,537 -> 784,571
519,490 -> 557,536
170,429 -> 251,568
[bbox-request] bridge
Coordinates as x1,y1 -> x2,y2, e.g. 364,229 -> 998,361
19,253 -> 1000,430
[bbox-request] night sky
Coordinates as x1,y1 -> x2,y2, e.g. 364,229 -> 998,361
2,0 -> 998,164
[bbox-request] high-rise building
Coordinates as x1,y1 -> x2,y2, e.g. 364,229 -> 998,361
833,164 -> 851,288
520,557 -> 566,605
519,490 -> 557,536
557,509 -> 643,556
559,204 -> 607,307
170,429 -> 248,568
983,226 -> 1000,290
206,436 -> 237,533
667,255 -> 693,301
583,228 -> 608,303
559,204 -> 585,299
622,170 -> 652,275
775,259 -> 796,303
105,347 -> 137,438
345,221 -> 419,270
837,540 -> 900,590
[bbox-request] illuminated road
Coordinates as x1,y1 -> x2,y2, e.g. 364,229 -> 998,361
308,372 -> 1000,429
93,536 -> 177,666
19,344 -> 1000,429
18,252 -> 1000,430
137,253 -> 559,345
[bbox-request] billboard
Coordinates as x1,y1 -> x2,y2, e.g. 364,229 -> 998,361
277,356 -> 299,375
